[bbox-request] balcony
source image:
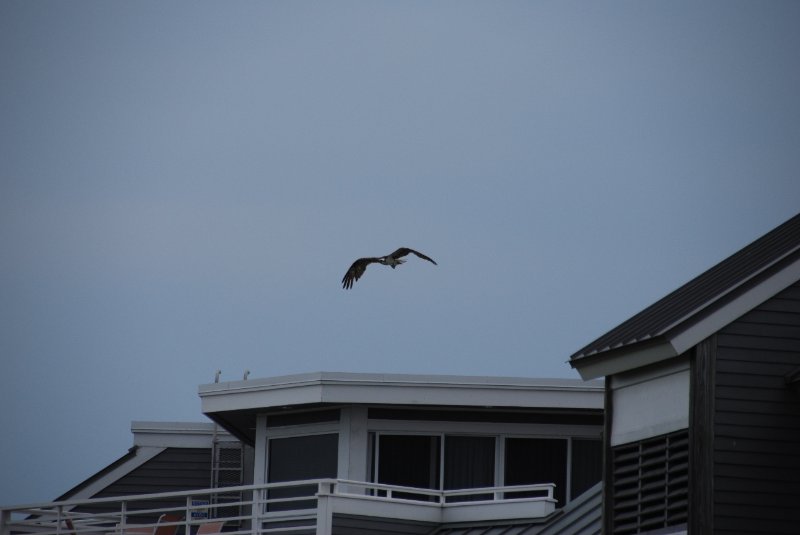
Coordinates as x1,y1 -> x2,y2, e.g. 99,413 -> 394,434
1,479 -> 557,535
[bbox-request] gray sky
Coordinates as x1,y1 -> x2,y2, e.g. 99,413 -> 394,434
2,1 -> 799,507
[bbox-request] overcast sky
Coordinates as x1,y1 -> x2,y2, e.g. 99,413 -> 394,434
2,1 -> 799,507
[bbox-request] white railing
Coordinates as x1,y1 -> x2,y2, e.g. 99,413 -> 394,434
329,479 -> 554,504
0,480 -> 557,535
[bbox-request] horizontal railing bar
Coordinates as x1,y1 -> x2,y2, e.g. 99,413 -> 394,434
2,480 -> 330,513
332,479 -> 554,497
3,479 -> 557,515
2,477 -> 561,535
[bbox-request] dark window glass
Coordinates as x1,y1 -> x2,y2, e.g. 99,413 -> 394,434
570,438 -> 602,500
505,438 -> 567,505
444,436 -> 495,502
267,433 -> 338,511
378,435 -> 440,501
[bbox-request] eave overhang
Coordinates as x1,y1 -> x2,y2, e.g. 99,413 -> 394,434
199,372 -> 604,443
571,248 -> 800,380
200,372 -> 604,413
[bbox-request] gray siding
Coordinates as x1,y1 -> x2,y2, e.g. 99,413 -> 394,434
713,281 -> 800,534
73,448 -> 213,520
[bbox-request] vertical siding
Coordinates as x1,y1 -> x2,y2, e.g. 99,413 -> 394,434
714,281 -> 800,534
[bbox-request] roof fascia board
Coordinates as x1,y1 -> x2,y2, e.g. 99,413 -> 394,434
573,251 -> 800,380
131,421 -> 232,448
201,382 -> 326,414
199,373 -> 604,414
570,340 -> 677,380
669,253 -> 800,355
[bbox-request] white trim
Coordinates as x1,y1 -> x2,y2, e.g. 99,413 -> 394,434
199,372 -> 604,415
337,410 -> 351,480
131,421 -> 232,448
494,436 -> 505,489
671,254 -> 800,355
344,407 -> 369,482
609,356 -> 690,390
368,419 -> 602,438
572,342 -> 677,381
610,359 -> 690,447
573,250 -> 800,380
264,422 -> 341,439
253,414 -> 268,486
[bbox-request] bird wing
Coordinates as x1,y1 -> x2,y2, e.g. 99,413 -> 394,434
342,257 -> 381,289
389,247 -> 438,265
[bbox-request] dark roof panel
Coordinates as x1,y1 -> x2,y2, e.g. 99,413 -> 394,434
571,213 -> 800,361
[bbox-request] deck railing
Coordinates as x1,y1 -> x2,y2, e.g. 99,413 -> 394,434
0,480 -> 556,535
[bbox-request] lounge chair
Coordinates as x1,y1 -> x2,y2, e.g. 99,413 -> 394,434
152,514 -> 182,535
113,513 -> 182,535
195,521 -> 224,535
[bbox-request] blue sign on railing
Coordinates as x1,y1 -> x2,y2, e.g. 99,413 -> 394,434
190,499 -> 209,519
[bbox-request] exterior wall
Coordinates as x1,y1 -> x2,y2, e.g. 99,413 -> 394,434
72,448 -> 213,519
254,405 -> 603,511
713,281 -> 800,534
609,358 -> 689,447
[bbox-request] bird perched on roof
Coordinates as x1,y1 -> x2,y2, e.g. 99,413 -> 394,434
342,247 -> 437,289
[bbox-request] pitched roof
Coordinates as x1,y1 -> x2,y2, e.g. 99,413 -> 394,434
570,212 -> 800,369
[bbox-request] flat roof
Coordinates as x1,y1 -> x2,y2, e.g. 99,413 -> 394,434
199,371 -> 604,414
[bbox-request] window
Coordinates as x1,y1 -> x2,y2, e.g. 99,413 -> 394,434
377,435 -> 440,500
267,433 -> 338,511
505,438 -> 568,505
571,438 -> 602,500
375,434 -> 496,501
373,433 -> 601,507
444,436 -> 495,501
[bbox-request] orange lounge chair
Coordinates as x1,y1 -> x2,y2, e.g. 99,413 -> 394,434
195,521 -> 224,535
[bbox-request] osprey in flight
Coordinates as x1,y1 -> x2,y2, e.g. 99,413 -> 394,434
342,247 -> 437,289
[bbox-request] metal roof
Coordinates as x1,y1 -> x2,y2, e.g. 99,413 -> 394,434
570,212 -> 800,362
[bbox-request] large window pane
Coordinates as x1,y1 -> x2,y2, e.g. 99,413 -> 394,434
570,438 -> 602,500
505,438 -> 567,505
267,433 -> 338,511
444,436 -> 495,502
377,435 -> 440,501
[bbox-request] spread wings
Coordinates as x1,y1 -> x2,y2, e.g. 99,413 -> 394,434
341,247 -> 438,289
341,257 -> 381,289
388,247 -> 438,265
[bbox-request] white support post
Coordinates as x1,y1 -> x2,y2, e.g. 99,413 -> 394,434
315,483 -> 333,535
184,497 -> 192,535
252,415 -> 268,535
250,488 -> 262,535
337,409 -> 351,480
120,501 -> 127,532
253,415 -> 268,486
345,407 -> 369,485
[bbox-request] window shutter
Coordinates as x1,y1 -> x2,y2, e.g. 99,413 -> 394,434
611,430 -> 688,534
